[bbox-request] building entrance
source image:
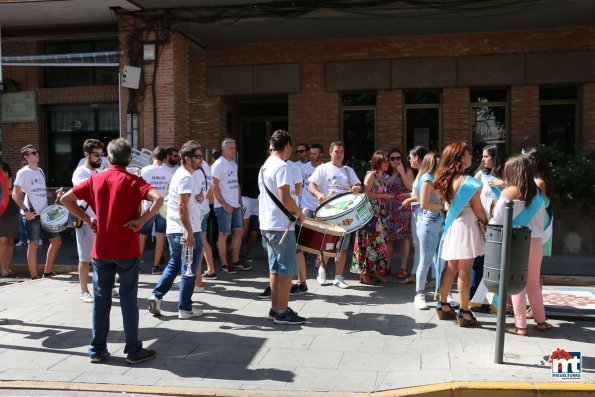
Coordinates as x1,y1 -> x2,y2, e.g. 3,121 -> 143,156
237,99 -> 288,198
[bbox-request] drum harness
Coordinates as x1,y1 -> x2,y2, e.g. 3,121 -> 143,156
259,167 -> 299,244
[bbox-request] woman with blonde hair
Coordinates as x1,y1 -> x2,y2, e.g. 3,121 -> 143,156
491,154 -> 552,336
411,151 -> 444,309
434,142 -> 487,327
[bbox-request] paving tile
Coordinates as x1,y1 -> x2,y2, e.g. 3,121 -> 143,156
0,369 -> 81,382
376,369 -> 453,390
309,335 -> 385,353
287,367 -> 378,393
259,348 -> 342,369
340,351 -> 420,372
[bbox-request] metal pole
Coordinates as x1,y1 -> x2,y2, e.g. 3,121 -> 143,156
495,199 -> 514,364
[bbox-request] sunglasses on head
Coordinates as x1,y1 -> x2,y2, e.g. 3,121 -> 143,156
390,156 -> 402,161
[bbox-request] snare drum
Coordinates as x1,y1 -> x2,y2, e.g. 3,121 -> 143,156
296,218 -> 346,257
39,204 -> 70,233
314,192 -> 373,233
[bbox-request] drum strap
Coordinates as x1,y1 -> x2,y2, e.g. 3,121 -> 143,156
25,168 -> 47,214
259,168 -> 297,222
198,166 -> 208,191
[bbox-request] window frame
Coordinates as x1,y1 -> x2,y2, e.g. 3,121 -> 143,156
469,88 -> 510,158
403,89 -> 442,151
340,91 -> 377,163
539,85 -> 581,152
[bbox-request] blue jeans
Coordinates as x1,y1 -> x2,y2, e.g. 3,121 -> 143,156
470,255 -> 484,298
89,257 -> 142,358
152,233 -> 202,311
410,207 -> 421,274
415,209 -> 444,293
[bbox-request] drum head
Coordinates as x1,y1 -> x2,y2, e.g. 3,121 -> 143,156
40,204 -> 69,232
314,192 -> 358,218
0,169 -> 8,217
300,218 -> 346,234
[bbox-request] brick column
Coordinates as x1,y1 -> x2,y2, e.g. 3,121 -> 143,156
442,87 -> 470,145
510,85 -> 539,150
377,89 -> 403,151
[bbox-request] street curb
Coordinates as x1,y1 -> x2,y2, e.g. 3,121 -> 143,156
0,381 -> 593,396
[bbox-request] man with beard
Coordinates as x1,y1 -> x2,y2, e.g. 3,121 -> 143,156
72,139 -> 105,302
164,146 -> 180,172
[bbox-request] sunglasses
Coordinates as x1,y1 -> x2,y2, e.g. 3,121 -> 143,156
296,149 -> 307,153
27,150 -> 39,156
192,154 -> 203,159
89,152 -> 103,158
389,156 -> 402,161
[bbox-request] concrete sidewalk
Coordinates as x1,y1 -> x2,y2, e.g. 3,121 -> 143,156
0,236 -> 594,395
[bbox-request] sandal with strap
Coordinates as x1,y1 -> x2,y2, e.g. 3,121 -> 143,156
505,325 -> 527,336
536,322 -> 553,332
457,308 -> 478,327
397,268 -> 408,280
436,302 -> 456,320
359,274 -> 375,285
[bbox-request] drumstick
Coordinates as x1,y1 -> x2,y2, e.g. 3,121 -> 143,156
279,225 -> 292,244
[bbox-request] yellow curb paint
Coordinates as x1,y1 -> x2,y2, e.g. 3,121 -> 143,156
0,380 -> 593,397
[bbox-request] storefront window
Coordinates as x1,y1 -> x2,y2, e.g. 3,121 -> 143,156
405,91 -> 441,152
341,93 -> 376,165
540,86 -> 578,153
44,39 -> 119,88
470,89 -> 508,164
46,104 -> 119,186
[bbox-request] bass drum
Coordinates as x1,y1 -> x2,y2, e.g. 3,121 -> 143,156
39,204 -> 70,233
314,192 -> 373,233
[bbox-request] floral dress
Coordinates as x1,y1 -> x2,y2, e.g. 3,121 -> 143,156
384,172 -> 412,240
351,173 -> 388,275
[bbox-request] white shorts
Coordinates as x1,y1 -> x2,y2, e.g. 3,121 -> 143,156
75,222 -> 95,263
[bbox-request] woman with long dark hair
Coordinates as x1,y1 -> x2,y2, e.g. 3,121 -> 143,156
434,142 -> 487,327
491,154 -> 552,336
384,147 -> 415,279
351,151 -> 392,284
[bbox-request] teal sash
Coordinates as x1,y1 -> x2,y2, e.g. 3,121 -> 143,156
435,176 -> 482,293
416,173 -> 434,197
512,191 -> 544,228
481,172 -> 502,199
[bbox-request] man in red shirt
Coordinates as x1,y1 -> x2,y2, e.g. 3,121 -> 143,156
60,138 -> 163,364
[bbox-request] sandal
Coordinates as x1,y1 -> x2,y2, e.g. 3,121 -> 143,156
371,273 -> 386,283
505,325 -> 527,336
536,322 -> 553,332
457,309 -> 478,327
359,274 -> 375,285
526,307 -> 534,319
436,302 -> 456,320
397,268 -> 408,280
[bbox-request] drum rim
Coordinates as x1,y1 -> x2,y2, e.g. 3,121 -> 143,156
298,218 -> 346,235
314,191 -> 368,221
40,204 -> 69,230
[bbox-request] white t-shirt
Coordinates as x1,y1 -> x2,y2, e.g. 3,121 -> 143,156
141,164 -> 173,212
258,156 -> 294,231
14,166 -> 48,214
241,196 -> 259,219
490,198 -> 545,239
300,161 -> 319,211
308,162 -> 361,198
211,157 -> 240,208
166,168 -> 202,234
72,165 -> 98,216
195,164 -> 211,214
287,160 -> 303,205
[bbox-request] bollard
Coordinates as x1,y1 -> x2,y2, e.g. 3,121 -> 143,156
494,199 -> 513,364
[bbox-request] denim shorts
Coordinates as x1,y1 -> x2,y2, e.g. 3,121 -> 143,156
261,230 -> 298,277
214,206 -> 243,234
140,213 -> 166,236
24,217 -> 61,242
201,212 -> 210,235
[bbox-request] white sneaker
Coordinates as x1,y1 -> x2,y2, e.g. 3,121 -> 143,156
111,288 -> 119,298
178,309 -> 203,319
448,293 -> 460,309
193,285 -> 205,293
333,278 -> 349,289
80,291 -> 93,303
317,267 -> 327,285
148,295 -> 162,316
414,294 -> 429,310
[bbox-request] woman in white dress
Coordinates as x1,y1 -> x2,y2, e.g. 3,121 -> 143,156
434,142 -> 488,327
